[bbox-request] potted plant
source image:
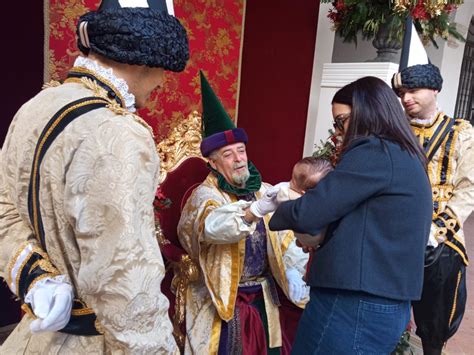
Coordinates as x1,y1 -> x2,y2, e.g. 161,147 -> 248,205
321,0 -> 465,61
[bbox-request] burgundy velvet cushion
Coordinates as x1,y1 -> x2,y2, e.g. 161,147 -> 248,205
156,156 -> 208,337
157,156 -> 209,252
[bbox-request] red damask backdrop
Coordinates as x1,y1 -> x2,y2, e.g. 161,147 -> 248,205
46,0 -> 244,140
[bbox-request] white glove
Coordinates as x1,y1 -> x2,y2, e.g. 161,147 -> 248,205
286,267 -> 309,303
249,182 -> 289,218
25,277 -> 74,333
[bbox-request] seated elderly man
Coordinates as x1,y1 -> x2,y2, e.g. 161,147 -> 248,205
177,72 -> 308,354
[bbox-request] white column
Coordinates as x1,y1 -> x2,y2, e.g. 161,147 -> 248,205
309,62 -> 399,151
302,2 -> 335,157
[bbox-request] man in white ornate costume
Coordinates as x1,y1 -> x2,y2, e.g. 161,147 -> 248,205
177,72 -> 309,354
393,62 -> 474,354
0,0 -> 189,353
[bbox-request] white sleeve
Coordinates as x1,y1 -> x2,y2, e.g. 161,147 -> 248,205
203,200 -> 257,244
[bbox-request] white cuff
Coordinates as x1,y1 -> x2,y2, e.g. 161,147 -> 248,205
8,243 -> 34,295
204,200 -> 256,243
24,275 -> 69,304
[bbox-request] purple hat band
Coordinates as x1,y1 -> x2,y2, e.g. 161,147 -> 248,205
200,128 -> 248,157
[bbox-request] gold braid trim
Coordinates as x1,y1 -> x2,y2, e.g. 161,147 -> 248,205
209,311 -> 222,355
23,246 -> 61,294
15,248 -> 35,298
66,76 -> 155,139
431,184 -> 454,203
448,270 -> 463,327
437,209 -> 464,247
31,245 -> 49,260
71,307 -> 95,316
21,303 -> 36,319
67,66 -> 126,106
445,240 -> 469,266
445,127 -> 459,188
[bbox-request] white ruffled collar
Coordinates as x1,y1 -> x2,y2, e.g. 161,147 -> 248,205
409,107 -> 441,126
73,56 -> 136,112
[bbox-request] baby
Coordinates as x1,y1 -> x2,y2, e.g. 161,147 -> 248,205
277,157 -> 333,248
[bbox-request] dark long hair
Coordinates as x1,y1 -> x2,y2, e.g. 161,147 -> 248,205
332,76 -> 427,167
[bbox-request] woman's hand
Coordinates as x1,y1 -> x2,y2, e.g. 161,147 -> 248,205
295,239 -> 317,253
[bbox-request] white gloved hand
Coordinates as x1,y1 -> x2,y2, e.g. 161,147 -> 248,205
249,182 -> 289,218
286,267 -> 309,303
25,277 -> 74,333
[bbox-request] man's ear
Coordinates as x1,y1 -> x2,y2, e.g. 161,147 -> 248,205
209,159 -> 217,170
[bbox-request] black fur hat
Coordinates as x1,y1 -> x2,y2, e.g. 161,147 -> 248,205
392,64 -> 443,95
76,0 -> 189,72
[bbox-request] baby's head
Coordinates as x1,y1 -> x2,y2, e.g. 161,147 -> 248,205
290,157 -> 333,194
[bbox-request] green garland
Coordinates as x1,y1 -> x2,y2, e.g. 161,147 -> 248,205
320,0 -> 465,48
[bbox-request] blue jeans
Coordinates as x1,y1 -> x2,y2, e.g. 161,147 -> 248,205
291,288 -> 410,355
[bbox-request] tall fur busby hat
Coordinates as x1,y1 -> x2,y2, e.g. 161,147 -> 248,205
392,16 -> 442,94
199,71 -> 248,157
76,0 -> 189,72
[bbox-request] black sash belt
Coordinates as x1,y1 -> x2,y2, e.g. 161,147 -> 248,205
424,115 -> 455,162
24,96 -> 109,336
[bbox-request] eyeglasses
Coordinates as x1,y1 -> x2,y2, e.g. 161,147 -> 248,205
333,113 -> 351,132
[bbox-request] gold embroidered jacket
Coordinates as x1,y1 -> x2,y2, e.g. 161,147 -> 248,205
0,74 -> 177,353
411,112 -> 474,261
177,173 -> 308,354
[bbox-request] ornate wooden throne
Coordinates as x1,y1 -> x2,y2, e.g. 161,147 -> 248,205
155,111 -> 209,349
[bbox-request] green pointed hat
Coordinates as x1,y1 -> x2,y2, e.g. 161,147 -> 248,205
199,71 -> 248,157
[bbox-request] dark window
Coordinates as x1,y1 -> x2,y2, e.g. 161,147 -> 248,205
455,16 -> 474,124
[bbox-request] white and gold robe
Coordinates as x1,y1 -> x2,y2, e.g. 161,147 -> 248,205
411,112 -> 474,255
177,173 -> 308,354
0,57 -> 177,354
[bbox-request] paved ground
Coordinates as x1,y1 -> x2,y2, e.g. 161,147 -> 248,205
444,213 -> 474,354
